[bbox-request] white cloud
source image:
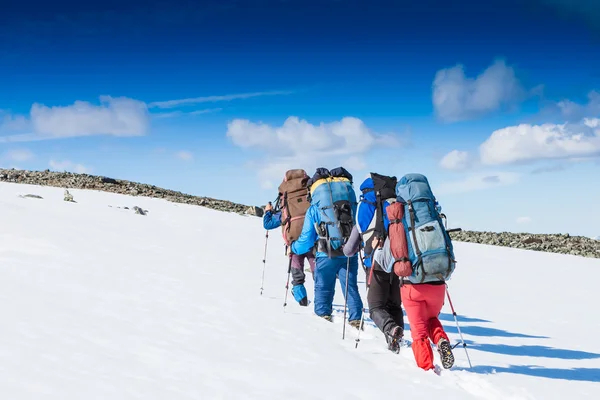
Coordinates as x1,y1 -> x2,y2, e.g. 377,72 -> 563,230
558,91 -> 600,118
3,149 -> 34,162
149,90 -> 293,109
480,118 -> 600,165
432,59 -> 525,122
440,90 -> 600,171
49,160 -> 90,174
31,96 -> 149,139
227,116 -> 400,184
435,172 -> 520,195
0,96 -> 150,143
344,155 -> 367,171
0,112 -> 29,132
516,216 -> 532,224
153,108 -> 223,119
530,164 -> 566,174
439,150 -> 473,171
176,151 -> 194,161
227,116 -> 378,156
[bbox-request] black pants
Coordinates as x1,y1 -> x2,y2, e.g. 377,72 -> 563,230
367,268 -> 404,335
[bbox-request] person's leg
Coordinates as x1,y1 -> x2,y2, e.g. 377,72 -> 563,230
367,270 -> 397,334
423,284 -> 448,344
290,254 -> 306,286
337,256 -> 363,323
313,257 -> 337,319
290,254 -> 308,306
422,284 -> 454,369
387,273 -> 405,330
401,284 -> 435,370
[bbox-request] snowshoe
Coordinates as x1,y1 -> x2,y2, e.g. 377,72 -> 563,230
436,338 -> 455,369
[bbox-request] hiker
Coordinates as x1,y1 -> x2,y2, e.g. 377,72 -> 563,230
290,167 -> 363,327
263,203 -> 315,306
373,173 -> 456,371
342,174 -> 404,353
265,170 -> 315,305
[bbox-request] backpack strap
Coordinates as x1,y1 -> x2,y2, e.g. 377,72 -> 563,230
374,189 -> 386,240
281,191 -> 290,226
406,200 -> 426,283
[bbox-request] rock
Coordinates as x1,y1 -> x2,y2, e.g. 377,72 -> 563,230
20,194 -> 43,199
522,237 -> 543,245
133,206 -> 146,216
245,206 -> 264,218
100,177 -> 118,184
64,189 -> 75,202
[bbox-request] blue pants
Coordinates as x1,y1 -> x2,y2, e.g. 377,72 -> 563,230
313,255 -> 363,321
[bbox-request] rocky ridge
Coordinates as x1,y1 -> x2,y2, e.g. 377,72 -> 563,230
448,230 -> 600,259
0,168 -> 263,217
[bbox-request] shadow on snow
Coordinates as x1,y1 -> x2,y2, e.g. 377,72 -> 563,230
465,341 -> 600,360
458,365 -> 600,383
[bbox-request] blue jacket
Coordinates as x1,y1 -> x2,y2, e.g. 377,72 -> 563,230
356,178 -> 391,267
263,211 -> 282,230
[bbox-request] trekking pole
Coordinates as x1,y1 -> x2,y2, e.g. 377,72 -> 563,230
355,253 -> 374,349
445,284 -> 473,368
283,253 -> 293,310
260,230 -> 269,295
342,256 -> 350,339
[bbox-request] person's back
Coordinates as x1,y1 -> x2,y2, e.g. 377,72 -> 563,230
291,167 -> 363,325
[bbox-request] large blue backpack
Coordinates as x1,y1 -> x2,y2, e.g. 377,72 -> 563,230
308,167 -> 357,257
395,173 -> 456,283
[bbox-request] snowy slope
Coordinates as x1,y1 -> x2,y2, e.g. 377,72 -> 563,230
0,181 -> 599,399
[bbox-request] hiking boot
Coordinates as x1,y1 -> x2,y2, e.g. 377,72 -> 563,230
348,320 -> 362,330
291,284 -> 308,307
437,338 -> 455,369
320,315 -> 333,322
386,326 -> 403,354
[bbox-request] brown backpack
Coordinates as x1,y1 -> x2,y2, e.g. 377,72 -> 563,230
278,169 -> 310,246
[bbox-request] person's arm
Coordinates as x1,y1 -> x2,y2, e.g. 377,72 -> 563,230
343,225 -> 361,257
291,206 -> 317,255
263,210 -> 282,230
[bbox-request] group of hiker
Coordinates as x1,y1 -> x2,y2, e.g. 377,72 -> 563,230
262,167 -> 458,372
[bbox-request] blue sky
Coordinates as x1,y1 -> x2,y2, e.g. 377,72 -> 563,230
1,0 -> 600,237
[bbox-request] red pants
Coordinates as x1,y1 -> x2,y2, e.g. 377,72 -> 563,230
401,283 -> 449,370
